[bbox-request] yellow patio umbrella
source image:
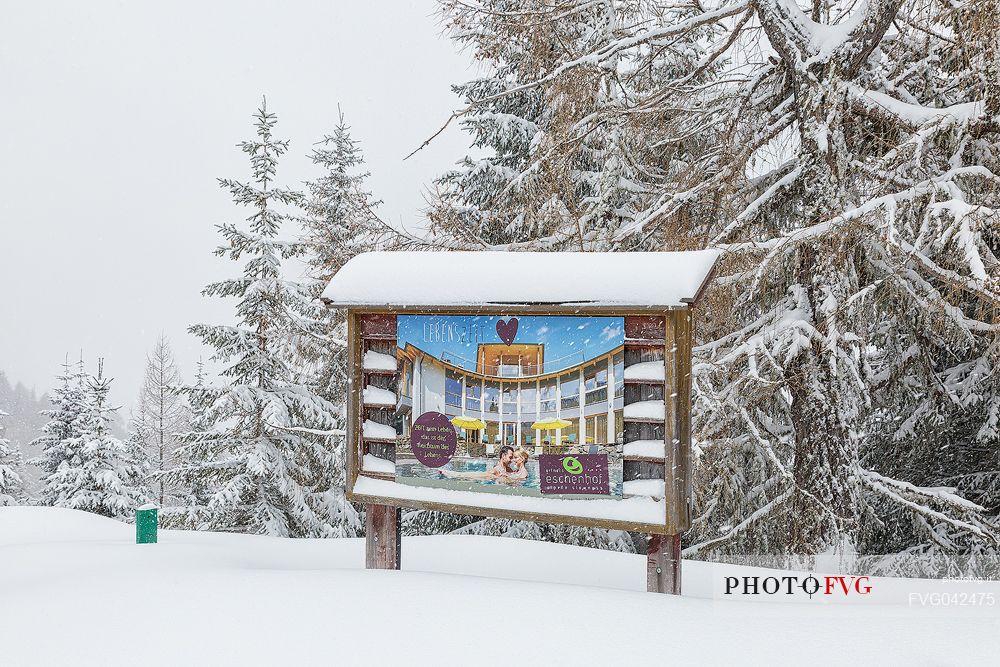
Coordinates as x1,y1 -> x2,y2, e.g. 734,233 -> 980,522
451,415 -> 487,430
530,418 -> 572,430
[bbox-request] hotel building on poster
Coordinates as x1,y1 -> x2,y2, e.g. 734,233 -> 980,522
396,341 -> 625,457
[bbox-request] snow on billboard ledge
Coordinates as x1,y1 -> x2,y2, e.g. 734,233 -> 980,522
362,385 -> 396,406
323,250 -> 720,307
362,454 -> 396,475
623,478 -> 666,499
353,476 -> 666,526
362,349 -> 397,371
623,399 -> 666,420
623,361 -> 665,381
623,439 -> 666,459
362,419 -> 397,440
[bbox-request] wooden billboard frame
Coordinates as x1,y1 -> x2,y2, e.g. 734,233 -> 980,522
339,304 -> 697,593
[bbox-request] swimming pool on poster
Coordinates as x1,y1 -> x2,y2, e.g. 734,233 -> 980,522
395,457 -> 624,498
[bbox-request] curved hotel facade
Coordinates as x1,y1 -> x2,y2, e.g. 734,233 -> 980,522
397,341 -> 625,456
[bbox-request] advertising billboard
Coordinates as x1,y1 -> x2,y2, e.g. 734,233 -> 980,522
395,314 -> 625,499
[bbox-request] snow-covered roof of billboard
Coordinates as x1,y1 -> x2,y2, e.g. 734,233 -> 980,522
322,250 -> 720,309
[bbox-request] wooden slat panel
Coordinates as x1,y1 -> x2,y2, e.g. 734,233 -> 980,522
624,347 -> 665,366
364,374 -> 398,392
362,406 -> 395,423
624,460 -> 665,480
624,422 -> 665,443
625,315 -> 666,341
362,338 -> 396,356
359,313 -> 397,337
367,442 -> 396,461
624,383 -> 664,404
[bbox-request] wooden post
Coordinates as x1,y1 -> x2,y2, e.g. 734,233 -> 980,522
676,308 -> 693,531
663,313 -> 680,532
365,503 -> 401,570
647,533 -> 681,594
646,308 -> 691,594
346,312 -> 361,495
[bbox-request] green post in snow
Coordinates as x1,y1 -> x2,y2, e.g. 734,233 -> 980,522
136,504 -> 158,544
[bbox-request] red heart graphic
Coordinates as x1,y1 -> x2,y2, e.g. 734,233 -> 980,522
496,317 -> 519,346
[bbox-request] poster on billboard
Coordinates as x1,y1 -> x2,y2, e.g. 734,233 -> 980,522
394,314 -> 625,500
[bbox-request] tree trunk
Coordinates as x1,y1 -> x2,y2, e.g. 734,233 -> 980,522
784,77 -> 858,554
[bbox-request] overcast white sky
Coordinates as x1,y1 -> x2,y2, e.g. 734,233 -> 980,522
0,0 -> 479,409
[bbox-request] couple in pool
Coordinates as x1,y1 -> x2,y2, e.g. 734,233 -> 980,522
440,445 -> 530,484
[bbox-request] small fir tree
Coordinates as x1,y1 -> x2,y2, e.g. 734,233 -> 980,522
46,361 -> 149,518
32,355 -> 88,506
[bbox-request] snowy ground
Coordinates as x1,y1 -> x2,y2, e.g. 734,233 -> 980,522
1,508 -> 998,666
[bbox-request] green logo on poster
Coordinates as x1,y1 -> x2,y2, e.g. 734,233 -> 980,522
562,456 -> 584,475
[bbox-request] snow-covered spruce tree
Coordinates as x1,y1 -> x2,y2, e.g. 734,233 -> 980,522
427,0 -> 656,253
301,108 -> 385,282
0,410 -> 24,506
425,0 -> 1000,568
132,333 -> 189,506
166,99 -> 341,537
32,356 -> 88,506
295,109 -> 388,538
46,361 -> 149,518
